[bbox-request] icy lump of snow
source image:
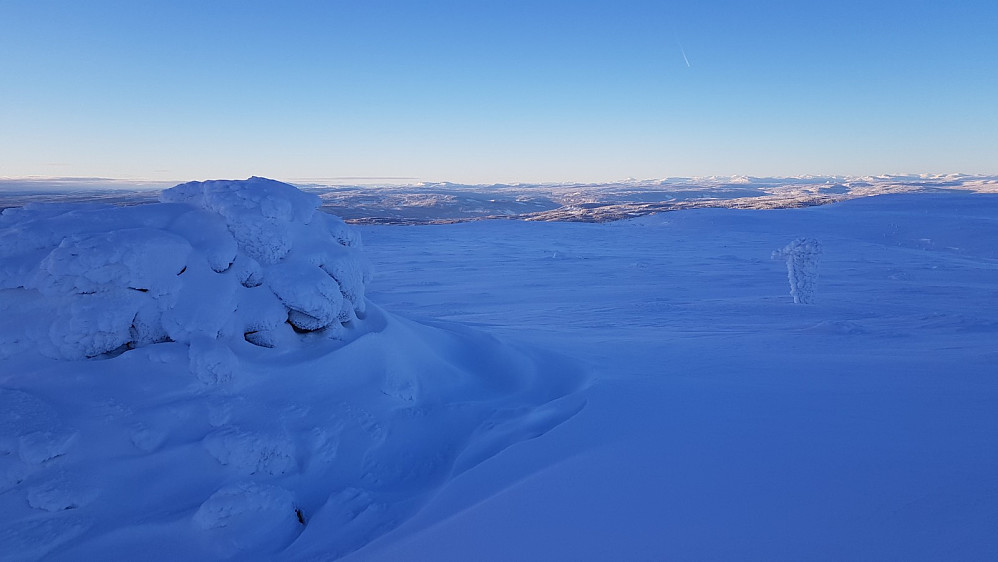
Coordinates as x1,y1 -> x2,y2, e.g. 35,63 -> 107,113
773,238 -> 822,304
0,177 -> 370,362
193,482 -> 301,553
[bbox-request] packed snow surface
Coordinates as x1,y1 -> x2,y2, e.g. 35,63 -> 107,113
0,178 -> 586,560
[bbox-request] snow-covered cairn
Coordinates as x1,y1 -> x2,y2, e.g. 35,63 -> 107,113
773,238 -> 822,304
0,177 -> 370,365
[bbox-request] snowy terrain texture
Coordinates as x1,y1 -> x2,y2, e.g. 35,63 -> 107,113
0,178 -> 586,560
346,192 -> 998,561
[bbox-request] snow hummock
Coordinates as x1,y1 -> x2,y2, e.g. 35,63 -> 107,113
0,178 -> 586,560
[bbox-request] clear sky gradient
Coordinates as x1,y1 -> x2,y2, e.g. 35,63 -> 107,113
2,1 -> 996,184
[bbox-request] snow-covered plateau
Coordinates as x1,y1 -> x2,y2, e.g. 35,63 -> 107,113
1,177 -> 996,560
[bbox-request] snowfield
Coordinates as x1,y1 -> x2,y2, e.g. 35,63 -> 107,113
349,192 -> 998,560
1,178 -> 996,560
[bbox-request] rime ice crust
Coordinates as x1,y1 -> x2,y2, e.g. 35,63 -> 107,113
773,238 -> 822,304
0,177 -> 370,363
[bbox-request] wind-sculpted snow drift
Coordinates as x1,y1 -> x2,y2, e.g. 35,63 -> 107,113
0,178 -> 587,560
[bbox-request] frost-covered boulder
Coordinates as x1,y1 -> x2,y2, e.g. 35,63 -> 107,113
0,177 -> 371,366
773,238 -> 822,304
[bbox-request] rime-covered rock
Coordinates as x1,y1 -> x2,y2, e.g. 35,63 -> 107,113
773,238 -> 822,304
0,177 -> 371,367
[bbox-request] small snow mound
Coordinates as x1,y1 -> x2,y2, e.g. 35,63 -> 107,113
27,479 -> 98,512
202,426 -> 298,475
129,424 -> 167,452
0,177 -> 371,366
188,337 -> 237,386
193,482 -> 300,552
18,430 -> 78,464
0,389 -> 76,464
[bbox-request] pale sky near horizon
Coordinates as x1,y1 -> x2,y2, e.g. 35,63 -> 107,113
2,1 -> 996,184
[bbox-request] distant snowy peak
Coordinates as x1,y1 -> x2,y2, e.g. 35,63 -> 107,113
0,177 -> 370,366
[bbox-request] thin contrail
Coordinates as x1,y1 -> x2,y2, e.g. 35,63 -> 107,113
679,42 -> 692,68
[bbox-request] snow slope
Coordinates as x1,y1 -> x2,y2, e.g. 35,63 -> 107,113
348,193 -> 998,560
0,178 -> 585,560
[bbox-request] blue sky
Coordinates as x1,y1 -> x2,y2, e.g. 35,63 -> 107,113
2,0 -> 996,183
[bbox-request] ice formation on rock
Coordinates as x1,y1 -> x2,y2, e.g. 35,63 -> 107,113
773,237 -> 822,304
0,177 -> 370,364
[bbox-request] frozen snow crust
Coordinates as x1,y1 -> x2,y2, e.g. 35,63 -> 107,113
0,178 -> 586,560
0,176 -> 369,363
